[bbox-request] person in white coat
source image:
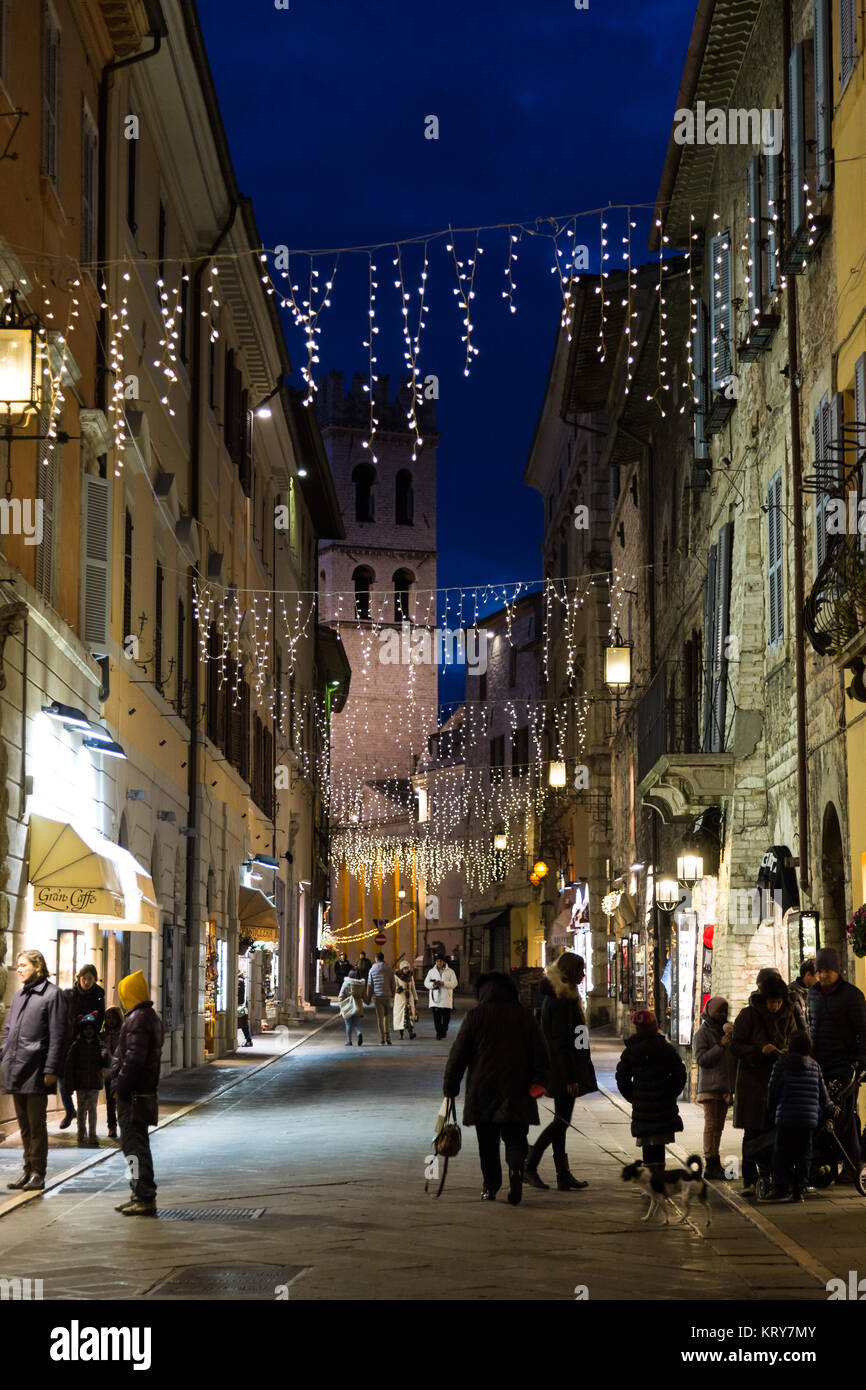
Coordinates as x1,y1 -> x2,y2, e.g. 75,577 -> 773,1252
424,954 -> 458,1039
393,962 -> 419,1040
337,969 -> 366,1047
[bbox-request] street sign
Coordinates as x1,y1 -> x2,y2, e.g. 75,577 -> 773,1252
374,932 -> 386,945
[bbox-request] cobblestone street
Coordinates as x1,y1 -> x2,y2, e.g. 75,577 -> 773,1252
0,1008 -> 862,1302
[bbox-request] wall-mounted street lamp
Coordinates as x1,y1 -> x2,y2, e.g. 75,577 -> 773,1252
0,290 -> 44,428
676,853 -> 704,889
533,860 -> 549,880
655,878 -> 682,912
493,832 -> 507,851
548,760 -> 566,788
603,628 -> 632,690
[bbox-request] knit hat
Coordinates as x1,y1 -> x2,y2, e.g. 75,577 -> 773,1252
816,946 -> 840,972
758,974 -> 787,1000
756,967 -> 782,986
631,1009 -> 658,1033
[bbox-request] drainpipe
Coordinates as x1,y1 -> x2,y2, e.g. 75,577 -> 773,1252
183,202 -> 240,1071
783,0 -> 811,897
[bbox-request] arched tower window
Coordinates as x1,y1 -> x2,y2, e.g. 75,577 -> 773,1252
352,464 -> 376,523
393,568 -> 414,622
395,469 -> 414,525
353,566 -> 375,621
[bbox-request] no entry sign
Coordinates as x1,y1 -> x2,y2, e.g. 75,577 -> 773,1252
373,932 -> 387,945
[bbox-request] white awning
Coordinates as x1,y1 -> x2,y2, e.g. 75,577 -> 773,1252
28,814 -> 158,932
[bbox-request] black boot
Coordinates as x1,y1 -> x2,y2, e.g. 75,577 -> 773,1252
555,1159 -> 588,1191
704,1156 -> 727,1181
524,1142 -> 550,1190
507,1167 -> 523,1205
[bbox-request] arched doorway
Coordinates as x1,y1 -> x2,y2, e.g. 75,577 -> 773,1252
821,802 -> 847,953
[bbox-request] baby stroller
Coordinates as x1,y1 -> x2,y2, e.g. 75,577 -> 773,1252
743,1130 -> 776,1199
809,1064 -> 866,1196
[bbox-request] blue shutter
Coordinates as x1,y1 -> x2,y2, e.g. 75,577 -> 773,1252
748,157 -> 763,318
814,0 -> 833,189
694,299 -> 709,459
766,128 -> 780,295
709,232 -> 733,390
711,522 -> 733,752
815,396 -> 829,570
840,0 -> 857,87
702,542 -> 717,752
788,45 -> 805,234
767,472 -> 784,646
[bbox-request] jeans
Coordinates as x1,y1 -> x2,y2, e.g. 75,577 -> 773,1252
432,1007 -> 452,1038
75,1089 -> 99,1141
344,1015 -> 362,1043
12,1093 -> 48,1178
531,1091 -> 575,1165
105,1079 -> 116,1132
117,1096 -> 156,1203
373,997 -> 392,1040
475,1122 -> 529,1194
773,1125 -> 813,1193
238,1018 -> 253,1045
699,1097 -> 730,1159
59,1079 -> 75,1120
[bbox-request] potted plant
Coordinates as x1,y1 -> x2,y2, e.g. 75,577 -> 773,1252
847,905 -> 866,958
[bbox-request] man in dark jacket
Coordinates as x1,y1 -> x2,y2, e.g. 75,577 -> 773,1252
59,964 -> 106,1130
525,953 -> 595,1192
443,972 -> 550,1205
808,946 -> 866,1169
111,970 -> 164,1217
790,960 -> 817,1035
1,950 -> 69,1191
767,1031 -> 835,1200
731,974 -> 797,1195
366,953 -> 396,1045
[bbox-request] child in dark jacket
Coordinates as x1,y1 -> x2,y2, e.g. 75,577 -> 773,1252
767,1030 -> 836,1201
64,1014 -> 109,1147
101,1007 -> 124,1140
615,1010 -> 687,1177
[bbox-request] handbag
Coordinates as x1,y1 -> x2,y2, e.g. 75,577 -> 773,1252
433,1096 -> 462,1158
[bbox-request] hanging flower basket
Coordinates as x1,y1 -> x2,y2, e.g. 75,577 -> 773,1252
846,905 -> 866,958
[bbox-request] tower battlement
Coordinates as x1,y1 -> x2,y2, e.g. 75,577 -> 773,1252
316,370 -> 437,436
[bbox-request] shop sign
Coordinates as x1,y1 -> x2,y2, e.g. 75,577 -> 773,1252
676,911 -> 698,1047
247,925 -> 279,943
33,886 -> 124,916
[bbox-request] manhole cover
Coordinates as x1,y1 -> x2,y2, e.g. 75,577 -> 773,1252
147,1265 -> 304,1297
155,1207 -> 264,1222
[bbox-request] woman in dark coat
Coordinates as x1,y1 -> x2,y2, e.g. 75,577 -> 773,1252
731,972 -> 797,1195
1,950 -> 69,1191
59,965 -> 106,1129
443,972 -> 550,1205
615,1010 -> 687,1177
525,953 -> 596,1192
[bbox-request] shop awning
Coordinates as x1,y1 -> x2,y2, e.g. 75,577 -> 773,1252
239,886 -> 279,940
469,908 -> 509,927
28,814 -> 158,931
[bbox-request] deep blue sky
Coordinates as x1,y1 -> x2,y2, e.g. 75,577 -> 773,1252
198,0 -> 697,703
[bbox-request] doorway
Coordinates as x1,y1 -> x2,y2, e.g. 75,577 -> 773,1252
821,802 -> 847,953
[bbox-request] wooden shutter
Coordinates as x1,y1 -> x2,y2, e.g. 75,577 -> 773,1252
814,397 -> 828,569
81,115 -> 98,265
81,475 -> 111,653
35,413 -> 57,604
766,126 -> 780,295
154,561 -> 164,692
815,394 -> 843,568
702,542 -> 717,751
694,300 -> 709,458
788,45 -> 806,234
709,232 -> 732,390
840,0 -> 857,87
41,9 -> 60,185
702,526 -> 733,752
814,0 -> 834,189
175,597 -> 185,717
855,354 -> 866,550
748,157 -> 763,317
767,472 -> 784,646
240,389 -> 252,497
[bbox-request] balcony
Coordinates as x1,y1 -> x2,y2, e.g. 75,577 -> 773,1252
636,666 -> 735,823
704,392 -> 736,438
804,538 -> 866,701
780,216 -> 830,275
738,313 -> 780,361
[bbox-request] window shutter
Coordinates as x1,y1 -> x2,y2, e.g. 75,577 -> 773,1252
766,134 -> 781,295
694,299 -> 709,458
712,522 -> 733,751
240,389 -> 252,497
767,472 -> 784,646
814,0 -> 834,189
840,0 -> 857,87
81,475 -> 112,654
814,398 -> 828,569
41,14 -> 59,185
854,353 -> 866,503
709,232 -> 732,390
702,542 -> 718,751
789,44 -> 805,234
748,156 -> 763,317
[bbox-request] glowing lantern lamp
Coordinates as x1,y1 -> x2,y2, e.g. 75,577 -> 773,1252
604,630 -> 632,689
493,832 -> 507,851
548,760 -> 566,788
533,860 -> 549,879
0,290 -> 43,425
676,854 -> 704,889
655,878 -> 681,912
529,871 -> 540,886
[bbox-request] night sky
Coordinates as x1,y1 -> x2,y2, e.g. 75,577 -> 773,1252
198,0 -> 697,705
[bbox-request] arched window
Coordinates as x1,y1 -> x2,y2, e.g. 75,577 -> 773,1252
395,469 -> 414,525
393,568 -> 414,622
352,464 -> 375,523
353,566 -> 374,621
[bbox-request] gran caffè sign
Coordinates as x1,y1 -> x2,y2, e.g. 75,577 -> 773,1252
33,886 -> 125,916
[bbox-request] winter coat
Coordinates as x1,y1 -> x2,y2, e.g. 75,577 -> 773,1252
355,957 -> 372,981
337,978 -> 366,1019
615,1032 -> 686,1140
334,958 -> 352,984
101,1020 -> 122,1079
66,981 -> 106,1032
808,978 -> 866,1080
730,992 -> 797,1129
392,969 -> 419,1029
366,960 -> 395,1001
539,964 -> 598,1097
443,976 -> 550,1127
424,964 -> 458,1009
64,1035 -> 109,1093
789,981 -> 811,1035
111,973 -> 164,1099
768,1052 -> 834,1129
1,977 -> 69,1095
693,1010 -> 736,1097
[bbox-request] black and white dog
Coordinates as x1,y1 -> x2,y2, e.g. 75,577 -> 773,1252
620,1154 -> 711,1227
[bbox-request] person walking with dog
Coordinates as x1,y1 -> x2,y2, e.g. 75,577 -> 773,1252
693,996 -> 736,1180
525,952 -> 595,1192
443,972 -> 550,1205
615,1010 -> 687,1180
767,1029 -> 836,1201
731,972 -> 797,1197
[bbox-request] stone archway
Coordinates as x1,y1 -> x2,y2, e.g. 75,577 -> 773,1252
821,802 -> 847,953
